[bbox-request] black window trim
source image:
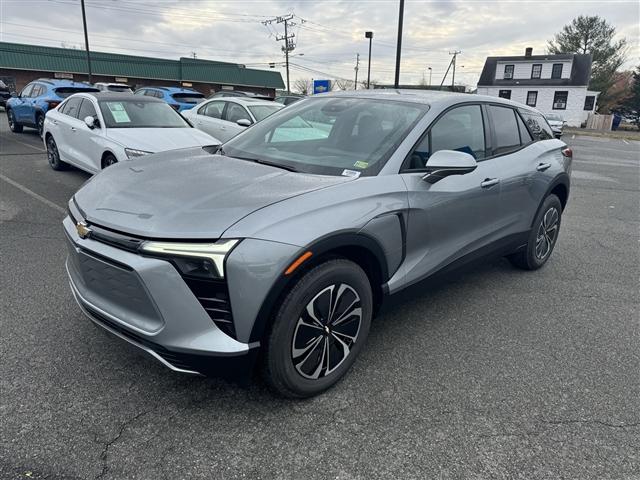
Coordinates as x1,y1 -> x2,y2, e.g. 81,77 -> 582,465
526,90 -> 538,107
484,104 -> 532,159
399,101 -> 491,173
551,63 -> 563,79
503,64 -> 515,80
531,64 -> 542,79
552,91 -> 568,110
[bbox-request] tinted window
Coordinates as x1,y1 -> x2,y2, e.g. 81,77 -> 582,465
107,85 -> 132,92
551,64 -> 563,79
31,84 -> 44,97
584,95 -> 595,111
516,113 -> 533,143
519,109 -> 554,141
78,98 -> 97,120
54,87 -> 99,98
98,100 -> 190,128
61,97 -> 83,118
172,92 -> 204,104
200,101 -> 224,118
20,84 -> 34,98
489,105 -> 521,154
225,103 -> 250,123
498,90 -> 511,99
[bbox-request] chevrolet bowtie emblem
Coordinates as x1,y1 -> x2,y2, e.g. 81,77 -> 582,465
76,221 -> 91,239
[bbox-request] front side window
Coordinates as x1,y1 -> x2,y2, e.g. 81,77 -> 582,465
503,65 -> 514,79
78,98 -> 97,120
553,91 -> 568,110
20,84 -> 34,98
526,91 -> 538,107
551,64 -> 563,79
30,84 -> 44,97
519,109 -> 554,141
584,95 -> 595,111
488,105 -> 521,155
98,100 -> 191,128
61,97 -> 83,118
222,97 -> 427,176
531,64 -> 542,79
498,90 -> 511,99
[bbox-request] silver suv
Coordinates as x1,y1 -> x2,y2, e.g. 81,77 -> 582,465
64,91 -> 571,397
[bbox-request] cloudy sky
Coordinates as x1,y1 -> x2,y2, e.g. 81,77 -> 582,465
1,0 -> 638,89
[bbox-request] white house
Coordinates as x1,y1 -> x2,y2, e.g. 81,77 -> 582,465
476,48 -> 598,127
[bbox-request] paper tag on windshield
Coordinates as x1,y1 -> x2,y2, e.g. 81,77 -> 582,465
353,160 -> 369,169
341,169 -> 361,178
106,102 -> 131,123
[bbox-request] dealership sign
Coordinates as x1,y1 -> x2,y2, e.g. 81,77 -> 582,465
313,79 -> 331,94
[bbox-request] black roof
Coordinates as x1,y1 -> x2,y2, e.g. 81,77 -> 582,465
84,92 -> 162,102
477,53 -> 592,87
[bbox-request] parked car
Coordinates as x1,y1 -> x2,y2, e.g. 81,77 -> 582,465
209,90 -> 272,100
6,79 -> 99,136
545,113 -> 566,138
43,92 -> 218,174
182,97 -> 283,142
64,90 -> 571,397
0,80 -> 11,108
274,94 -> 304,106
94,82 -> 133,93
134,86 -> 205,112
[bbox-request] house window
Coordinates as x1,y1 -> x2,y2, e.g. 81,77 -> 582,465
553,91 -> 568,110
531,64 -> 542,79
503,65 -> 514,80
498,90 -> 511,99
584,95 -> 595,111
551,64 -> 563,79
526,91 -> 538,107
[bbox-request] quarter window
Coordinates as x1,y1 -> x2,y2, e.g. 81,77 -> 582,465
498,90 -> 511,99
526,91 -> 538,107
551,64 -> 563,79
516,113 -> 533,144
31,84 -> 44,97
553,91 -> 568,110
488,105 -> 521,155
518,109 -> 554,141
503,64 -> 514,80
584,95 -> 595,111
531,64 -> 542,79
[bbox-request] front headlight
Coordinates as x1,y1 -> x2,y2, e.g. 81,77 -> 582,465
140,239 -> 238,279
125,148 -> 153,159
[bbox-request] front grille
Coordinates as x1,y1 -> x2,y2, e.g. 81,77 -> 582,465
183,277 -> 236,339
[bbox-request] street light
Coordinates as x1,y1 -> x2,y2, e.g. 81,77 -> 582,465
365,31 -> 373,89
427,66 -> 432,86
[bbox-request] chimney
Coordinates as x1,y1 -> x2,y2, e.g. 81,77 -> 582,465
525,47 -> 533,58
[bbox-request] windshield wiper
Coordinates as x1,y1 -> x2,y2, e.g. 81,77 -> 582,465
232,156 -> 298,172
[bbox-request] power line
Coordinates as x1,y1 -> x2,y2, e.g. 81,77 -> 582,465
262,14 -> 298,92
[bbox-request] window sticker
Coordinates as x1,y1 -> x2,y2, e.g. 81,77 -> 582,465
353,160 -> 369,169
106,102 -> 131,123
341,169 -> 361,178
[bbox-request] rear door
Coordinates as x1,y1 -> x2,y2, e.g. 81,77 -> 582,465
73,98 -> 102,172
400,103 -> 505,285
220,101 -> 251,141
55,97 -> 84,166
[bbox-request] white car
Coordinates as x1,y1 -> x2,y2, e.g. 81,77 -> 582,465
42,92 -> 219,174
544,113 -> 566,138
94,82 -> 133,93
182,97 -> 283,143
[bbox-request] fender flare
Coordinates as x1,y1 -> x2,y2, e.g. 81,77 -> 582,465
530,172 -> 570,228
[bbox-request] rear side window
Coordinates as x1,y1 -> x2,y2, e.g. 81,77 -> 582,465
78,99 -> 97,120
518,109 -> 554,141
61,97 -> 83,118
488,105 -> 521,155
516,113 -> 533,143
31,84 -> 45,97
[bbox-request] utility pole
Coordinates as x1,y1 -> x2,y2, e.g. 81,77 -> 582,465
263,14 -> 296,93
428,66 -> 432,86
450,50 -> 461,90
80,0 -> 92,83
394,0 -> 405,88
354,53 -> 360,90
365,31 -> 373,89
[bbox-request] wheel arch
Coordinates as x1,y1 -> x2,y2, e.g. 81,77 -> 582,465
247,232 -> 390,344
100,150 -> 118,169
530,173 -> 570,229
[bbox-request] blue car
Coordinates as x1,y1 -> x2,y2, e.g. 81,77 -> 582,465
133,86 -> 205,112
6,79 -> 99,136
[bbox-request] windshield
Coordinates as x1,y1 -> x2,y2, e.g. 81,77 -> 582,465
172,93 -> 205,104
222,97 -> 427,176
98,100 -> 191,128
248,104 -> 283,122
545,114 -> 563,121
55,87 -> 100,98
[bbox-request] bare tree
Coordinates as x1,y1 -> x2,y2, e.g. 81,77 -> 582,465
332,78 -> 355,91
293,78 -> 313,95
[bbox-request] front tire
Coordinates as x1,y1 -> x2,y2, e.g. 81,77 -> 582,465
264,259 -> 373,398
7,109 -> 23,133
101,153 -> 118,169
46,135 -> 68,171
509,194 -> 562,270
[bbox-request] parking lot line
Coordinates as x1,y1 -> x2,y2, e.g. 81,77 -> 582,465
0,173 -> 66,214
0,133 -> 46,152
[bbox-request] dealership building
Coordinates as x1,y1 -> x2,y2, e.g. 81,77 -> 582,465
0,41 -> 285,97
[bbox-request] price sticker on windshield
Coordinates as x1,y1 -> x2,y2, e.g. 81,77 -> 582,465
106,102 -> 131,123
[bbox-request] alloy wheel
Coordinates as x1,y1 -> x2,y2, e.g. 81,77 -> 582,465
291,283 -> 362,380
47,137 -> 58,166
535,207 -> 559,260
37,116 -> 44,137
8,111 -> 15,129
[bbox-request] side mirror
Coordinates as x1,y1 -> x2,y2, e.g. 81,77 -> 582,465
422,150 -> 477,184
84,116 -> 96,129
236,118 -> 252,127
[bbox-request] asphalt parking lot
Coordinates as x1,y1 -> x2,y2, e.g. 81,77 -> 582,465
1,117 -> 638,480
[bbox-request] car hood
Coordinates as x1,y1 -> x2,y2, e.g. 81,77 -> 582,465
106,127 -> 219,151
73,148 -> 351,239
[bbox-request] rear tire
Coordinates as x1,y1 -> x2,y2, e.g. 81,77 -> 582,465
46,135 -> 68,171
7,109 -> 23,133
263,259 -> 373,398
101,153 -> 118,169
36,114 -> 45,137
509,194 -> 562,270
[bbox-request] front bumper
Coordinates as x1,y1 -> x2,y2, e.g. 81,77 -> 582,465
63,215 -> 259,380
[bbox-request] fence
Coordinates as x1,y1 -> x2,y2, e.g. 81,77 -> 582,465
586,114 -> 613,131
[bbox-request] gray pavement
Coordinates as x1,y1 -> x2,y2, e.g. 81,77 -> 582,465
1,119 -> 638,479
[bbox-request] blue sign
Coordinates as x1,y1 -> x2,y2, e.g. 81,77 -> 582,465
313,79 -> 331,95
